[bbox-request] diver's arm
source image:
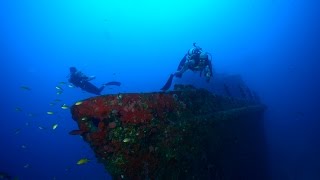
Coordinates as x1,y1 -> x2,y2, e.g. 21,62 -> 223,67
204,65 -> 211,82
204,61 -> 213,82
208,60 -> 214,75
77,72 -> 95,81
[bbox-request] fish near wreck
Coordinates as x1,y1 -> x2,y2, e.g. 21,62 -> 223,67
70,84 -> 267,179
69,130 -> 86,135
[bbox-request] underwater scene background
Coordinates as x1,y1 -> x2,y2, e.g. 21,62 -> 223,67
1,0 -> 319,179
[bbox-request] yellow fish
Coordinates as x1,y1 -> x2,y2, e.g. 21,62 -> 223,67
28,113 -> 35,117
75,101 -> 83,106
81,117 -> 88,121
61,104 -> 69,109
20,86 -> 31,90
77,158 -> 89,165
55,86 -> 63,91
52,124 -> 58,130
123,138 -> 130,143
15,128 -> 21,134
47,111 -> 54,115
15,107 -> 22,112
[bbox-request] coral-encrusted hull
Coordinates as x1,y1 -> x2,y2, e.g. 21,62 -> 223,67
71,87 -> 267,179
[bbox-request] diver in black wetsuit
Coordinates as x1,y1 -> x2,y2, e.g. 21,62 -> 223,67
174,43 -> 213,81
68,67 -> 121,95
161,43 -> 214,91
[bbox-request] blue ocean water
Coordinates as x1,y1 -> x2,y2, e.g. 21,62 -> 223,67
1,0 -> 319,179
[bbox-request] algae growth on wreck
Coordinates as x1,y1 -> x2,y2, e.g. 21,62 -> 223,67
71,85 -> 267,179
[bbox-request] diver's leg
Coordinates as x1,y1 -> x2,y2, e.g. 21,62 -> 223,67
174,60 -> 195,77
160,74 -> 174,91
81,81 -> 102,95
177,54 -> 187,71
98,86 -> 105,94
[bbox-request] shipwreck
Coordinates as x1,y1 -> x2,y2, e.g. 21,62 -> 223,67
70,76 -> 267,179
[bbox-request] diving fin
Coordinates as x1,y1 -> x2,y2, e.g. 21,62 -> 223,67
160,74 -> 174,91
104,81 -> 121,86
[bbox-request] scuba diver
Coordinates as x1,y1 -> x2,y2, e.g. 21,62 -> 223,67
68,67 -> 121,95
161,43 -> 214,91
